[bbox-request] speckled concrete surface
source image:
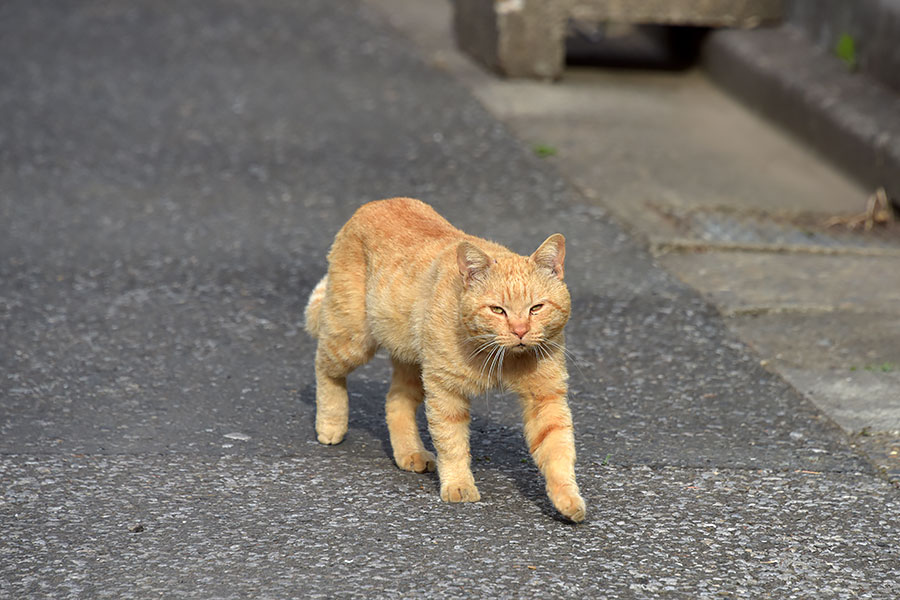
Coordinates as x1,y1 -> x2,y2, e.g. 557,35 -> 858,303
3,455 -> 898,598
1,0 -> 898,597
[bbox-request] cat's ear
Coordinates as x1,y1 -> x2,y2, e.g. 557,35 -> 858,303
530,233 -> 566,280
457,241 -> 492,286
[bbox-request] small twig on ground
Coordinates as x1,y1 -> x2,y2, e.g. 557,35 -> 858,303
826,187 -> 894,230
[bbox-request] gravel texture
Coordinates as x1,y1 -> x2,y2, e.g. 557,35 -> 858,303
3,455 -> 898,599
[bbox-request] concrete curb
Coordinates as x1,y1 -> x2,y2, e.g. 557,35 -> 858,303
701,25 -> 900,206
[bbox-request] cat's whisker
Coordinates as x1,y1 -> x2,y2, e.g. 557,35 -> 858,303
487,343 -> 504,385
487,345 -> 501,383
467,344 -> 492,361
478,344 -> 501,385
530,337 -> 549,362
542,346 -> 554,365
467,337 -> 498,361
476,346 -> 492,379
543,338 -> 589,386
544,338 -> 577,361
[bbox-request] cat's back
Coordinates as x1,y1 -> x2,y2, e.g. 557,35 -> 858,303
345,197 -> 461,249
329,198 -> 463,361
327,197 -> 463,275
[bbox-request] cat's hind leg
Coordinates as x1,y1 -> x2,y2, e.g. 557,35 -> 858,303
313,270 -> 377,445
386,359 -> 436,473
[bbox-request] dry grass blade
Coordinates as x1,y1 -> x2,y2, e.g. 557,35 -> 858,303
825,187 -> 894,230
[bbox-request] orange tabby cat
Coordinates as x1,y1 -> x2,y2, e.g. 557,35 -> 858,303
305,197 -> 585,522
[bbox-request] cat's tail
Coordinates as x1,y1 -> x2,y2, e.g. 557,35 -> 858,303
304,275 -> 328,338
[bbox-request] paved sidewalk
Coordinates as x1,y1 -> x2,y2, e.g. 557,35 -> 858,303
2,1 -> 898,598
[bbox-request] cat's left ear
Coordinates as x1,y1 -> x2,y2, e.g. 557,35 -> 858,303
530,233 -> 566,280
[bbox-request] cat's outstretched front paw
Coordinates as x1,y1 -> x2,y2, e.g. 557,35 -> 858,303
550,485 -> 586,522
396,450 -> 437,473
440,480 -> 481,503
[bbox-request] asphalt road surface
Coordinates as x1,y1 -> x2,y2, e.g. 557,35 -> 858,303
2,1 -> 898,597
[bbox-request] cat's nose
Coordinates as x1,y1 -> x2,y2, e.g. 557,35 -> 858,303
511,322 -> 529,339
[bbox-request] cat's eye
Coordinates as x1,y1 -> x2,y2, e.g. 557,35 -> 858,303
530,304 -> 544,314
490,306 -> 506,315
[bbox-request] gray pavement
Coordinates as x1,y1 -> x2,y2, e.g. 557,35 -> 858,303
1,1 -> 898,598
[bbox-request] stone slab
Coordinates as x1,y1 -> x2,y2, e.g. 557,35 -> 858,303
658,252 -> 900,315
728,311 -> 900,371
452,0 -> 782,79
571,0 -> 783,26
779,368 -> 900,433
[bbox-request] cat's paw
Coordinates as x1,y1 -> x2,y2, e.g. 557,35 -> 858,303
316,426 -> 346,445
550,486 -> 586,523
396,450 -> 437,473
440,481 -> 481,503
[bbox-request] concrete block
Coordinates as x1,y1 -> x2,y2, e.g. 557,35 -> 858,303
452,0 -> 568,79
452,0 -> 783,79
571,0 -> 783,27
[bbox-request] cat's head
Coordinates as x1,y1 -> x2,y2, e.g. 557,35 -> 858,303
457,234 -> 570,355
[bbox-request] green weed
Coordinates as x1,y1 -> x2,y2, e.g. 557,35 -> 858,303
835,33 -> 857,70
533,143 -> 557,158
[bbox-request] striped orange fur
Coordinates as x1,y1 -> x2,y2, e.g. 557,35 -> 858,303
305,198 -> 585,522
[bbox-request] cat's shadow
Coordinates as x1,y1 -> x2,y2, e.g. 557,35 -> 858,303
298,378 -> 570,522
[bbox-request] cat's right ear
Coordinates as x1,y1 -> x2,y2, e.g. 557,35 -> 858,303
457,241 -> 492,286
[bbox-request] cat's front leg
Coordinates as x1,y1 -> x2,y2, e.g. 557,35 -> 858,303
423,377 -> 480,503
519,383 -> 585,522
